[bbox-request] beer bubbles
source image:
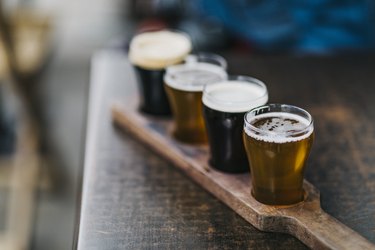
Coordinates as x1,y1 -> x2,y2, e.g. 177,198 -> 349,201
243,104 -> 314,205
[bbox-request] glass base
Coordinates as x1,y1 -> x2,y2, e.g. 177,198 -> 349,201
209,158 -> 250,174
251,188 -> 306,206
139,106 -> 171,117
172,129 -> 207,145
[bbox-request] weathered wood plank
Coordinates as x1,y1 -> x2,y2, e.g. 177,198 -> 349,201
112,101 -> 375,250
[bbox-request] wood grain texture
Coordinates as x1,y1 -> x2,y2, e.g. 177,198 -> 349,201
78,50 -> 375,249
112,101 -> 374,250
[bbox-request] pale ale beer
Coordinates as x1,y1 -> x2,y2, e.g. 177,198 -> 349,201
202,76 -> 268,173
243,104 -> 314,205
164,54 -> 227,144
129,30 -> 192,116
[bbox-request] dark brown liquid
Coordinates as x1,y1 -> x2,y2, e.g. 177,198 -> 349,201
203,105 -> 249,173
243,115 -> 313,205
134,66 -> 171,116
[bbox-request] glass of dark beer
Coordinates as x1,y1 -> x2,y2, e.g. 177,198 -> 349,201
128,30 -> 192,116
202,76 -> 268,173
164,53 -> 227,144
243,104 -> 314,205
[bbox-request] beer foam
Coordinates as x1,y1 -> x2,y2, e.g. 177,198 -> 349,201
129,30 -> 192,70
202,81 -> 268,113
244,112 -> 313,143
164,62 -> 227,92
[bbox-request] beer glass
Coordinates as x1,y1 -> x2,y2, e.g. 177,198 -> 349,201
164,53 -> 227,144
243,104 -> 314,205
128,30 -> 192,116
202,76 -> 268,173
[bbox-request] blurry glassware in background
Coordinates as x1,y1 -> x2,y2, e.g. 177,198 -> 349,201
128,29 -> 192,116
0,7 -> 52,78
0,1 -> 53,249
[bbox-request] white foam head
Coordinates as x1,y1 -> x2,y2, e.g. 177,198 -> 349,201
202,78 -> 268,113
164,62 -> 227,92
129,30 -> 192,70
244,111 -> 314,143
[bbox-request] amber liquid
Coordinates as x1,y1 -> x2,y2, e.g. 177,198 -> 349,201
165,84 -> 207,144
243,116 -> 314,205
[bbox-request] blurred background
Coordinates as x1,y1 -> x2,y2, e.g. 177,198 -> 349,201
0,0 -> 374,249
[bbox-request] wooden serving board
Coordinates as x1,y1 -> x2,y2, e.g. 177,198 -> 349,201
112,101 -> 374,250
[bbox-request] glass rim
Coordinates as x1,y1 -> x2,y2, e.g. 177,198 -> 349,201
164,61 -> 228,92
203,75 -> 268,106
244,103 -> 314,137
133,28 -> 191,39
184,52 -> 228,70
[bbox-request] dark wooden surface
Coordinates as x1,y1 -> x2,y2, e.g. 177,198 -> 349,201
77,50 -> 375,249
111,101 -> 374,249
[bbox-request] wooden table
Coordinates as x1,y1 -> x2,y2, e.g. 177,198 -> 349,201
76,49 -> 375,249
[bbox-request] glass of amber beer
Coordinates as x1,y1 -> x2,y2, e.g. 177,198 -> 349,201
243,104 -> 314,205
164,53 -> 227,144
202,76 -> 268,173
129,30 -> 192,116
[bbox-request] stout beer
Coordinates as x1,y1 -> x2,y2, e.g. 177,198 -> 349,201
202,76 -> 268,173
129,30 -> 192,116
164,54 -> 227,144
243,104 -> 314,205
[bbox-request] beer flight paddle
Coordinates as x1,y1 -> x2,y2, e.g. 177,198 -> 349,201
111,100 -> 374,250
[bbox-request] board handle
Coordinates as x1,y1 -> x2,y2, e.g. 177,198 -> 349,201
271,183 -> 375,249
282,205 -> 375,249
250,183 -> 375,249
112,105 -> 375,250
